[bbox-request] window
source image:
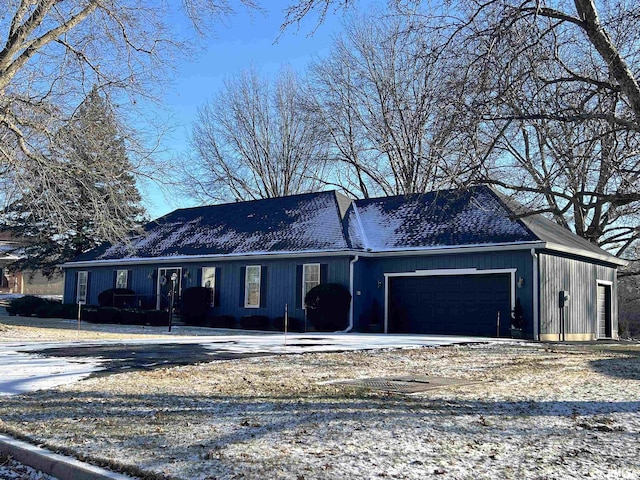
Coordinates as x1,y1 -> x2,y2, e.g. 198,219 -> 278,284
115,270 -> 128,289
76,271 -> 88,303
202,267 -> 216,306
244,265 -> 261,308
303,264 -> 321,304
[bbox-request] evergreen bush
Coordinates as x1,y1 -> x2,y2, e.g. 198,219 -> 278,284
305,283 -> 351,331
6,296 -> 50,316
181,287 -> 212,326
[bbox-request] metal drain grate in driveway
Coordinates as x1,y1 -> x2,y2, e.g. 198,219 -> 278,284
328,376 -> 477,395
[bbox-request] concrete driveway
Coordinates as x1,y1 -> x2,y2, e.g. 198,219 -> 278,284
0,330 -> 509,396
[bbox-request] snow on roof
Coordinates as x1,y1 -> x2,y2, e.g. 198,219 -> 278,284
351,186 -> 537,250
77,191 -> 351,261
68,185 -> 622,265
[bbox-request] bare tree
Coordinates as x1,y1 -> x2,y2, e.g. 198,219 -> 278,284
305,12 -> 470,198
0,0 -> 258,246
186,66 -> 329,202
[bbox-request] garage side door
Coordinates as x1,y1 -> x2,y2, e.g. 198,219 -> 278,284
388,274 -> 511,336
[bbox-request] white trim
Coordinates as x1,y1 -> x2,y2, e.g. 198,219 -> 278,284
302,263 -> 321,306
244,265 -> 261,308
201,266 -> 216,307
544,242 -> 628,266
156,266 -> 182,310
345,255 -> 359,333
59,242 -> 546,268
76,271 -> 88,304
383,268 -> 517,334
115,269 -> 128,289
531,249 -> 539,341
596,280 -> 614,340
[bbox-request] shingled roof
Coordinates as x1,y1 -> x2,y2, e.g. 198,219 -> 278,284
347,186 -> 538,251
66,185 -> 624,265
72,190 -> 353,262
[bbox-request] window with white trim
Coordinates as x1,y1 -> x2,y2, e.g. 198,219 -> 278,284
244,265 -> 261,308
76,271 -> 88,303
202,267 -> 216,306
303,263 -> 321,304
115,270 -> 128,289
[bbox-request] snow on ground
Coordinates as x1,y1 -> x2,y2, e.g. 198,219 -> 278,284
0,455 -> 57,480
0,350 -> 103,396
0,314 -> 505,396
0,341 -> 637,480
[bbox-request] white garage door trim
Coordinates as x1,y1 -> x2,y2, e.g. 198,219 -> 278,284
383,268 -> 517,334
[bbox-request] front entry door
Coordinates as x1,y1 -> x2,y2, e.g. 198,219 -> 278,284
157,267 -> 182,311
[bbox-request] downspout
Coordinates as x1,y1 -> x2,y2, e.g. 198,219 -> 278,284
531,248 -> 539,341
343,254 -> 360,333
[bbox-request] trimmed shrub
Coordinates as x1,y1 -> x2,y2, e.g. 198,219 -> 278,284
210,315 -> 235,329
6,296 -> 50,316
146,310 -> 169,327
240,315 -> 269,331
98,288 -> 135,308
181,287 -> 212,326
96,307 -> 122,324
121,308 -> 147,325
305,283 -> 351,331
273,316 -> 305,333
81,306 -> 99,323
34,302 -> 77,320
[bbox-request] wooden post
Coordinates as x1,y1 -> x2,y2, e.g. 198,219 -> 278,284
284,303 -> 288,351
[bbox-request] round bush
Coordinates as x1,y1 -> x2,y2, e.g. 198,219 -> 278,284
305,283 -> 351,331
98,288 -> 135,308
181,287 -> 212,326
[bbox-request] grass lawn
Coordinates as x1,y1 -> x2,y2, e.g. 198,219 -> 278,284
0,320 -> 639,479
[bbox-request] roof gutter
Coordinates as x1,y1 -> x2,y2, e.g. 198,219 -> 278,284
343,254 -> 360,333
542,242 -> 628,267
60,242 -> 548,269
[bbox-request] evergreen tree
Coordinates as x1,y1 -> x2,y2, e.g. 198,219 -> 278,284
2,87 -> 145,274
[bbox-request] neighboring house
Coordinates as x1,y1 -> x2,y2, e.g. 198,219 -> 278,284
60,186 -> 626,340
0,232 -> 64,296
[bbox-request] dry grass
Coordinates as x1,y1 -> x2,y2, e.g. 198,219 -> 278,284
0,316 -> 248,342
0,318 -> 639,479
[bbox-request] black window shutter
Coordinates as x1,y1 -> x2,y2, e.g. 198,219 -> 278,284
112,270 -> 117,288
75,271 -> 79,301
86,272 -> 91,304
214,267 -> 221,306
260,265 -> 267,308
239,266 -> 246,307
127,270 -> 132,289
320,264 -> 329,284
295,265 -> 303,309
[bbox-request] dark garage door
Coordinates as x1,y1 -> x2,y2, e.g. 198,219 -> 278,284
388,274 -> 511,336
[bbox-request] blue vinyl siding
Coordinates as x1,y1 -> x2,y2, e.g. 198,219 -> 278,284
352,250 -> 533,334
64,256 -> 352,320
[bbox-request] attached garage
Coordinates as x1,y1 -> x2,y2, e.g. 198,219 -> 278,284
386,270 -> 514,336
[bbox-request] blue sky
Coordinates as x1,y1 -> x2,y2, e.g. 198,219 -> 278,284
144,4 -> 349,219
